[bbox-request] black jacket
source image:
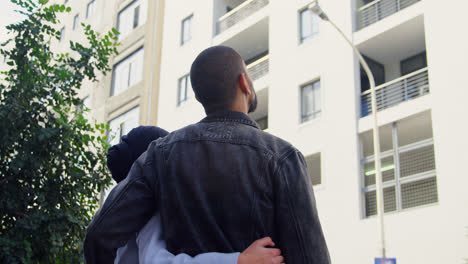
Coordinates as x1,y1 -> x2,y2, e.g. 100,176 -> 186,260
84,110 -> 330,264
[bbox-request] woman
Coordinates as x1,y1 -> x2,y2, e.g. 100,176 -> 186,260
107,126 -> 284,264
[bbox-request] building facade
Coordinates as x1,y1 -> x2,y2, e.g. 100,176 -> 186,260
51,0 -> 166,199
156,0 -> 468,263
52,0 -> 165,151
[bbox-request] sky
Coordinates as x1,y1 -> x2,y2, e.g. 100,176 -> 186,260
0,0 -> 28,40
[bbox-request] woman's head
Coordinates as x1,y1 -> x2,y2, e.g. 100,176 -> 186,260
107,126 -> 169,183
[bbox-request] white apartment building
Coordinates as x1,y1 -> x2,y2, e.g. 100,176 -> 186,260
156,0 -> 468,263
48,0 -> 167,200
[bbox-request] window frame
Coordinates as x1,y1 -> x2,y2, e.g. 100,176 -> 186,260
361,121 -> 438,218
177,74 -> 192,106
180,14 -> 193,45
73,14 -> 79,30
116,0 -> 148,40
298,7 -> 320,44
110,47 -> 144,96
60,27 -> 65,41
300,79 -> 322,123
86,0 -> 96,19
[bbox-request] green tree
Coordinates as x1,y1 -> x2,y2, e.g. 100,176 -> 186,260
0,0 -> 119,262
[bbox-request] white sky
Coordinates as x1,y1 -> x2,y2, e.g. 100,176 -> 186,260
0,0 -> 28,41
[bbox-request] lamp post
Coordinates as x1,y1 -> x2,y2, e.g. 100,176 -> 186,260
308,0 -> 387,259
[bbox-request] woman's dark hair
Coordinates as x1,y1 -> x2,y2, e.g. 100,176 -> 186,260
107,126 -> 169,183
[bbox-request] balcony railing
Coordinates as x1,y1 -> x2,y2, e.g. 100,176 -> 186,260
217,0 -> 268,34
247,54 -> 269,81
361,67 -> 429,117
357,0 -> 420,30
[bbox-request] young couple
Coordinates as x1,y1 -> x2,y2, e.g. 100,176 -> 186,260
107,125 -> 283,264
84,46 -> 330,264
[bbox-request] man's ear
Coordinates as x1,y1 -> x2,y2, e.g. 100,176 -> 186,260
239,73 -> 251,96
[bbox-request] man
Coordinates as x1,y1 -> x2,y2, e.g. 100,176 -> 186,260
106,126 -> 284,264
84,46 -> 330,264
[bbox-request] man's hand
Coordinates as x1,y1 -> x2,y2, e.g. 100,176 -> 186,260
238,237 -> 285,264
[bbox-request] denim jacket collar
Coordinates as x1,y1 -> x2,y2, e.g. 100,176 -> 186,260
200,110 -> 259,129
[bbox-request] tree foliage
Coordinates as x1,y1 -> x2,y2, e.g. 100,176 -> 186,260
0,0 -> 119,262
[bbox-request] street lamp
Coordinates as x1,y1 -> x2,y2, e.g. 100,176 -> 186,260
308,0 -> 387,259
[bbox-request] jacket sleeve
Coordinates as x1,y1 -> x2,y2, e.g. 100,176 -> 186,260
84,151 -> 158,264
273,149 -> 331,264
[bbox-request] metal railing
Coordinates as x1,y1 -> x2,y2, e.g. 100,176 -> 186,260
247,54 -> 269,81
217,0 -> 269,34
361,67 -> 429,117
357,0 -> 420,30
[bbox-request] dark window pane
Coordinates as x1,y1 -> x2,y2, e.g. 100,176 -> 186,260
133,5 -> 140,29
399,144 -> 435,178
401,177 -> 438,209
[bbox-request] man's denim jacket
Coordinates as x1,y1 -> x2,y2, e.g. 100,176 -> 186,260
84,110 -> 330,264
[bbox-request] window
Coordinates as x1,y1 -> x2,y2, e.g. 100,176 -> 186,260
181,15 -> 193,45
400,51 -> 427,76
177,74 -> 193,106
86,0 -> 96,18
305,153 -> 321,186
300,80 -> 321,123
73,14 -> 79,30
111,48 -> 144,96
117,0 -> 148,40
361,112 -> 438,217
299,8 -> 319,43
108,107 -> 140,145
60,27 -> 65,41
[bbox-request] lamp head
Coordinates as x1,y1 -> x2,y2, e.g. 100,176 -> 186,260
308,0 -> 329,21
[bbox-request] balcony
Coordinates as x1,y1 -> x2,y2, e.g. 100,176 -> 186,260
215,0 -> 269,35
357,0 -> 420,30
247,54 -> 269,81
361,67 -> 429,117
217,16 -> 269,87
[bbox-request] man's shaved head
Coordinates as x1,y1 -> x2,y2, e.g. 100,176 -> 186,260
190,46 -> 247,113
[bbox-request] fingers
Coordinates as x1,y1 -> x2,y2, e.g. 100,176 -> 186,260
272,255 -> 284,264
255,236 -> 275,247
265,248 -> 281,257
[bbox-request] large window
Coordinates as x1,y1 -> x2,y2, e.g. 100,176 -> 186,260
305,153 -> 321,186
117,0 -> 148,40
181,15 -> 193,45
111,48 -> 144,96
177,74 -> 193,106
300,80 -> 321,123
361,112 -> 438,217
86,0 -> 96,18
299,8 -> 319,43
104,107 -> 140,201
108,107 -> 140,146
